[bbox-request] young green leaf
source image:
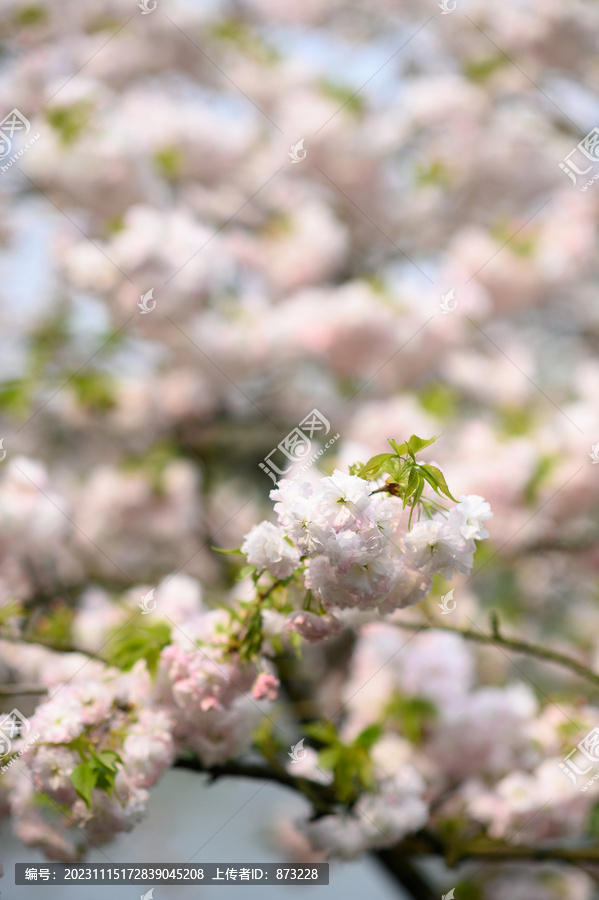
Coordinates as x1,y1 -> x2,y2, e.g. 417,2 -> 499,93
70,762 -> 98,808
387,438 -> 408,456
420,464 -> 457,501
406,434 -> 439,455
104,620 -> 171,677
379,457 -> 404,481
318,746 -> 341,770
94,750 -> 122,772
354,723 -> 382,749
402,468 -> 422,508
358,453 -> 395,480
347,462 -> 364,476
303,721 -> 338,744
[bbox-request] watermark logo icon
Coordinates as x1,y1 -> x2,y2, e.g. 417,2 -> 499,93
438,0 -> 457,13
438,589 -> 456,615
589,442 -> 599,464
260,409 -> 338,484
138,589 -> 157,615
0,709 -> 39,775
138,0 -> 157,12
288,139 -> 307,164
560,126 -> 599,191
288,739 -> 307,763
0,109 -> 30,160
140,890 -> 154,900
0,438 -> 6,462
439,289 -> 457,314
0,709 -> 30,759
0,109 -> 40,175
442,890 -> 456,900
138,288 -> 156,314
560,725 -> 599,790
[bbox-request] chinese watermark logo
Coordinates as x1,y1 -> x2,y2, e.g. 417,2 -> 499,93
288,139 -> 307,164
138,0 -> 157,13
259,409 -> 339,484
589,442 -> 599,464
438,589 -> 456,615
0,709 -> 40,774
439,289 -> 457,314
288,739 -> 307,763
441,890 -> 456,900
140,890 -> 155,900
0,709 -> 29,758
138,288 -> 156,314
438,0 -> 457,13
560,725 -> 599,791
0,109 -> 40,174
560,126 -> 599,191
138,589 -> 157,615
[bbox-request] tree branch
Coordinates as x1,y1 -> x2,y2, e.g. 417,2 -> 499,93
173,757 -> 599,867
394,619 -> 599,689
397,832 -> 599,866
173,757 -> 338,814
374,849 -> 438,900
0,684 -> 47,696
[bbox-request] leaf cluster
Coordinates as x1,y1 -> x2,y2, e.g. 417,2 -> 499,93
304,722 -> 382,805
104,619 -> 171,677
350,435 -> 456,526
70,743 -> 123,808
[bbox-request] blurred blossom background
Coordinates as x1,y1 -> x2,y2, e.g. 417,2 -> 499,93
1,0 -> 599,896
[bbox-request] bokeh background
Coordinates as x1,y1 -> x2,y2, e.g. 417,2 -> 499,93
1,0 -> 599,896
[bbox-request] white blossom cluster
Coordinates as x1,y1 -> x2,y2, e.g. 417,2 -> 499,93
242,470 -> 492,614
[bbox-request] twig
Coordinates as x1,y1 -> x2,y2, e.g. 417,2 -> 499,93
173,757 -> 337,814
394,619 -> 599,689
0,684 -> 47,696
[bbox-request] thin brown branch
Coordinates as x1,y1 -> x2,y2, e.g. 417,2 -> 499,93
394,619 -> 599,689
0,684 -> 47,696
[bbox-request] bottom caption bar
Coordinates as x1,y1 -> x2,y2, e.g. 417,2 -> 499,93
16,863 -> 329,885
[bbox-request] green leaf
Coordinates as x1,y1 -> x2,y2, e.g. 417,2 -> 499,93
153,146 -> 184,179
420,464 -> 457,502
379,457 -> 404,481
387,438 -> 408,456
212,546 -> 244,555
318,80 -> 364,116
235,564 -> 256,581
406,434 -> 440,455
25,600 -> 74,651
402,469 -> 422,508
45,102 -> 91,145
523,455 -> 555,505
70,371 -> 115,411
357,453 -> 395,480
418,383 -> 458,420
385,694 -> 438,744
71,762 -> 98,808
93,750 -> 122,772
303,721 -> 338,744
354,724 -> 382,749
318,747 -> 341,769
347,462 -> 364,476
104,620 -> 172,677
463,54 -> 507,84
